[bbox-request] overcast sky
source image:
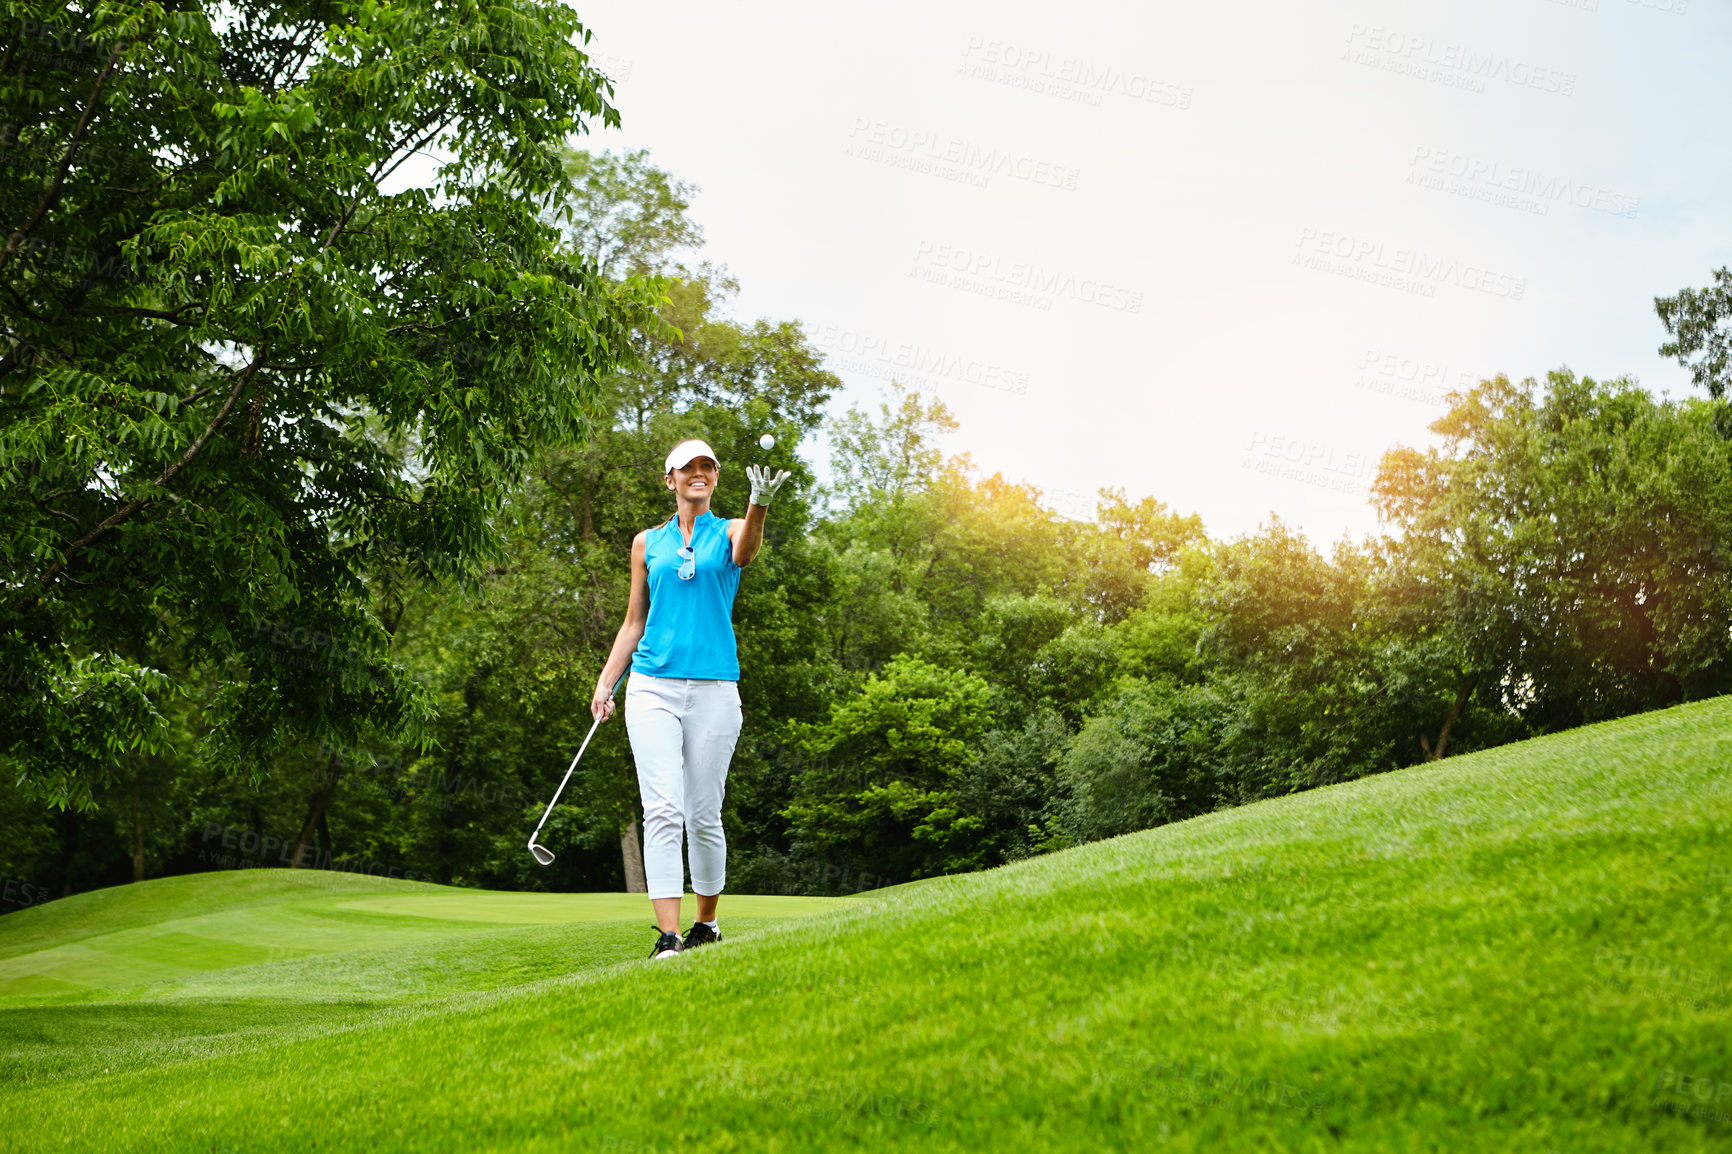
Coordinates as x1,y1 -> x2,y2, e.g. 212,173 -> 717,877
559,0 -> 1729,545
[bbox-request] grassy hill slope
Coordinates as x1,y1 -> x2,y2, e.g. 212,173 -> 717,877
3,697 -> 1729,1152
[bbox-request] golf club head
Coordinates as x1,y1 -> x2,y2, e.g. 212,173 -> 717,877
529,841 -> 555,866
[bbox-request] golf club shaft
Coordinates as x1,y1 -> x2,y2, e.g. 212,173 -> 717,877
529,674 -> 623,840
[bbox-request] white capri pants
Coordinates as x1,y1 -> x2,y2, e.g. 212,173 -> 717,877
624,674 -> 744,901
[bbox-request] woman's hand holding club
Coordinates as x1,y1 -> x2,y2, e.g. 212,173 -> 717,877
591,674 -> 622,722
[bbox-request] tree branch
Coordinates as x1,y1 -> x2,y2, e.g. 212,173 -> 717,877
3,279 -> 54,324
0,39 -> 126,276
319,109 -> 454,256
31,494 -> 82,531
263,22 -> 323,93
95,303 -> 205,324
34,359 -> 264,591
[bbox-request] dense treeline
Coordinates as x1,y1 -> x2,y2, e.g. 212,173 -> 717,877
4,146 -> 1730,906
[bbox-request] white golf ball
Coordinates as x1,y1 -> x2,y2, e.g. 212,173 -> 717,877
759,433 -> 775,450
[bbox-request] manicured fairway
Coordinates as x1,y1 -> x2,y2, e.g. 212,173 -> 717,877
0,872 -> 844,998
3,696 -> 1729,1152
0,874 -> 848,1098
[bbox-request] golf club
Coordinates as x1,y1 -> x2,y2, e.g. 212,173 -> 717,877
527,673 -> 623,866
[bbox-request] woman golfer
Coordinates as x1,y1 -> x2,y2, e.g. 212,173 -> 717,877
593,438 -> 790,960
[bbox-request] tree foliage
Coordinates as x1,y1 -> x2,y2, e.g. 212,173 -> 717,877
1656,266 -> 1732,402
1374,370 -> 1732,728
0,0 -> 664,805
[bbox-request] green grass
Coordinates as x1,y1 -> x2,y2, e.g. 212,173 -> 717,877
3,697 -> 1730,1152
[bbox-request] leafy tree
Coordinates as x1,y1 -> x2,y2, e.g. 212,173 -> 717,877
809,537 -> 929,674
782,653 -> 995,884
1194,520 -> 1408,791
822,380 -> 957,518
954,704 -> 1072,864
964,592 -> 1074,704
0,0 -> 664,807
961,592 -> 1126,727
553,147 -> 704,281
1066,487 -> 1206,624
1054,675 -> 1245,843
1655,266 -> 1732,402
1374,370 -> 1732,730
807,381 -> 959,671
912,461 -> 1073,650
1026,620 -> 1126,727
1110,561 -> 1211,686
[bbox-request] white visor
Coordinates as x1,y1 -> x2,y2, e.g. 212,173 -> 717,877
665,438 -> 720,474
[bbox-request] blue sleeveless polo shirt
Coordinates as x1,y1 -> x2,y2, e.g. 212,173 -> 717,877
631,510 -> 742,680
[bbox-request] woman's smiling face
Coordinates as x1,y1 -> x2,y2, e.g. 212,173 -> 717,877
668,456 -> 718,498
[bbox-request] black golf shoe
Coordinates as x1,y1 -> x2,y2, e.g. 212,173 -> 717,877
648,929 -> 683,960
681,921 -> 721,951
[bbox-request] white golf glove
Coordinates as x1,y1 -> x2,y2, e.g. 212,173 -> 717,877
747,464 -> 792,507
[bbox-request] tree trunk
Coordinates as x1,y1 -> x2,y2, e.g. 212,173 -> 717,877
620,812 -> 647,893
288,794 -> 326,869
582,453 -> 598,544
1423,680 -> 1472,762
289,758 -> 342,868
57,808 -> 78,898
317,809 -> 333,867
130,773 -> 145,882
